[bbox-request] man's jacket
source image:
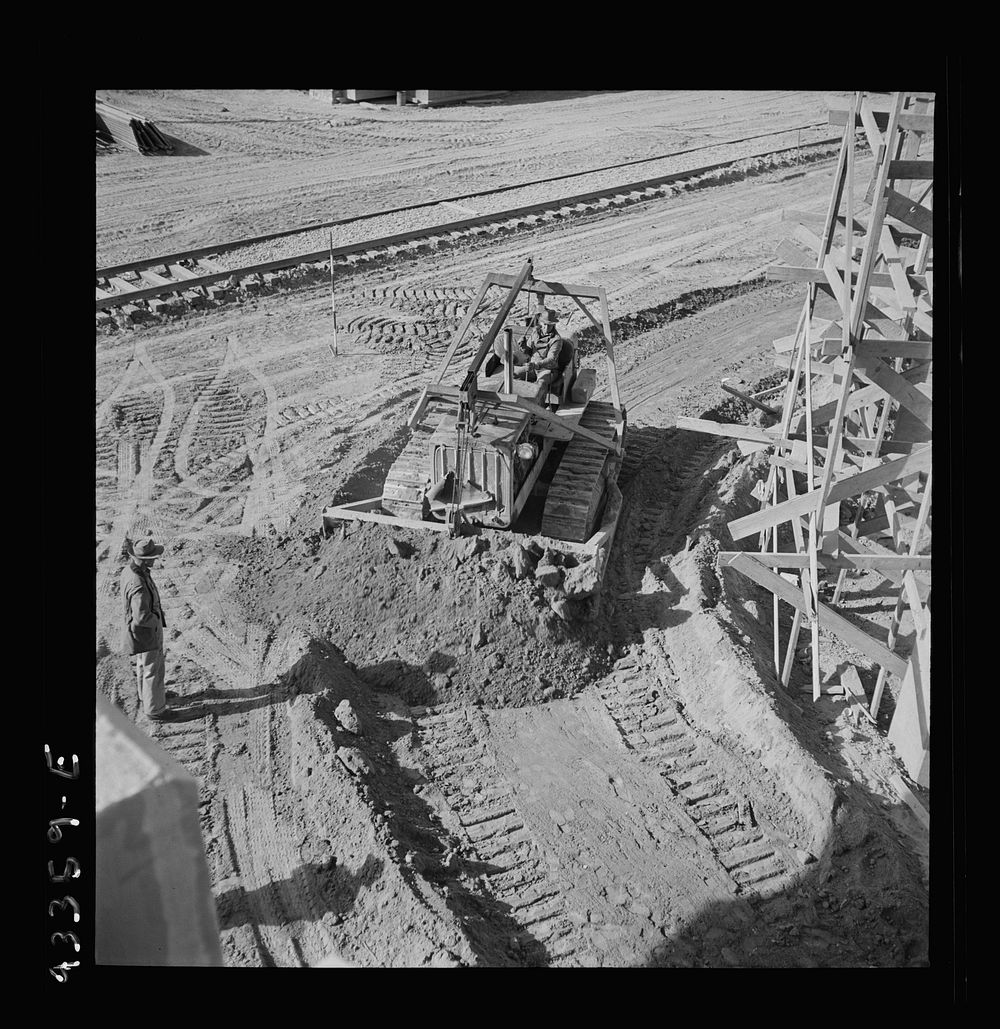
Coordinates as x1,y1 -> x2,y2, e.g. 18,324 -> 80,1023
527,329 -> 563,372
120,562 -> 166,655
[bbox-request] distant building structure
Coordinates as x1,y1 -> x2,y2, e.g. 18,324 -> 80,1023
309,90 -> 509,107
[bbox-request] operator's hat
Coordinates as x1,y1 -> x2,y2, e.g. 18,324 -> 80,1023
129,536 -> 165,561
537,307 -> 559,324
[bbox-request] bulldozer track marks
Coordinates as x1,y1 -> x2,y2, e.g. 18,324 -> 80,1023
415,707 -> 577,963
597,662 -> 798,899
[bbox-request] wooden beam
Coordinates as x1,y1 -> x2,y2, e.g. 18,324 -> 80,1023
880,226 -> 917,312
810,362 -> 928,426
728,447 -> 931,540
828,108 -> 934,133
718,552 -> 931,572
768,265 -> 896,291
167,263 -> 200,281
888,160 -> 933,180
854,354 -> 933,430
903,570 -> 929,634
884,189 -> 934,238
488,272 -> 603,301
721,382 -> 779,417
433,277 -> 494,384
857,340 -> 933,360
139,269 -> 172,288
674,417 -> 779,445
774,354 -> 845,380
721,553 -> 909,678
891,774 -> 930,830
858,98 -> 885,159
597,287 -> 622,411
321,500 -> 452,533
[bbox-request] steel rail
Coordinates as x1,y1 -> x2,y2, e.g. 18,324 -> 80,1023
96,135 -> 842,313
96,121 -> 830,279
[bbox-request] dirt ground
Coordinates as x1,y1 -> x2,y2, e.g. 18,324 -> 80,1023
96,89 -> 844,266
95,90 -> 928,968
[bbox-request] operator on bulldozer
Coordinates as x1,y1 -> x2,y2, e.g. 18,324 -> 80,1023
515,306 -> 564,393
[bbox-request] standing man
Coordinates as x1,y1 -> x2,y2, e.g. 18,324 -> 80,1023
121,536 -> 175,722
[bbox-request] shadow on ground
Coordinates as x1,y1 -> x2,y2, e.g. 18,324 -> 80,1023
302,643 -> 551,965
216,855 -> 383,932
159,132 -> 211,157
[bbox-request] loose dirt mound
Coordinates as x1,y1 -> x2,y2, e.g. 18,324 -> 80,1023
224,521 -> 615,710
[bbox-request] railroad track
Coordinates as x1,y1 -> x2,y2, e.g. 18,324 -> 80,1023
95,134 -> 843,326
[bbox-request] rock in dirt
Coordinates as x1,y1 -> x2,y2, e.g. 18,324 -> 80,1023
336,746 -> 370,776
452,535 -> 486,564
313,564 -> 327,579
562,559 -> 600,596
549,596 -> 574,622
388,538 -> 414,559
524,539 -> 544,560
511,544 -> 537,580
432,672 -> 450,691
335,699 -> 361,735
491,560 -> 512,583
542,547 -> 564,567
471,622 -> 487,649
534,563 -> 563,588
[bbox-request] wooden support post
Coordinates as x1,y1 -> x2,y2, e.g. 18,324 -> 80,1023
781,463 -> 807,689
597,287 -> 622,411
870,468 -> 932,718
805,309 -> 821,701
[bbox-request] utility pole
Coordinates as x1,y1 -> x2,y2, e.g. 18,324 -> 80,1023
329,231 -> 339,357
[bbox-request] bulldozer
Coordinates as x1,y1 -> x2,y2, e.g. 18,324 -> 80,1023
322,259 -> 627,577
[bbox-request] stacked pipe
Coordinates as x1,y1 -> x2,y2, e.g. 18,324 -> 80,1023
95,100 -> 174,155
96,130 -> 122,153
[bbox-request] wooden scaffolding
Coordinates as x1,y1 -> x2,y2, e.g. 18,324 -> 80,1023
678,91 -> 934,787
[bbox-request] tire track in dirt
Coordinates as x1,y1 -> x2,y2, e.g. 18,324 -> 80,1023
173,344 -> 242,496
226,334 -> 294,537
217,783 -> 340,967
96,341 -> 176,634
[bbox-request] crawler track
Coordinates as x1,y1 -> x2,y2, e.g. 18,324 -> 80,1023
540,401 -> 621,542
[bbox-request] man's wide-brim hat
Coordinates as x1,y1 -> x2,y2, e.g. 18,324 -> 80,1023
129,537 -> 165,561
537,307 -> 559,324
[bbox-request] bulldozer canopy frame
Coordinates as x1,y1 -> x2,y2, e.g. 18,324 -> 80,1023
432,260 -> 622,412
